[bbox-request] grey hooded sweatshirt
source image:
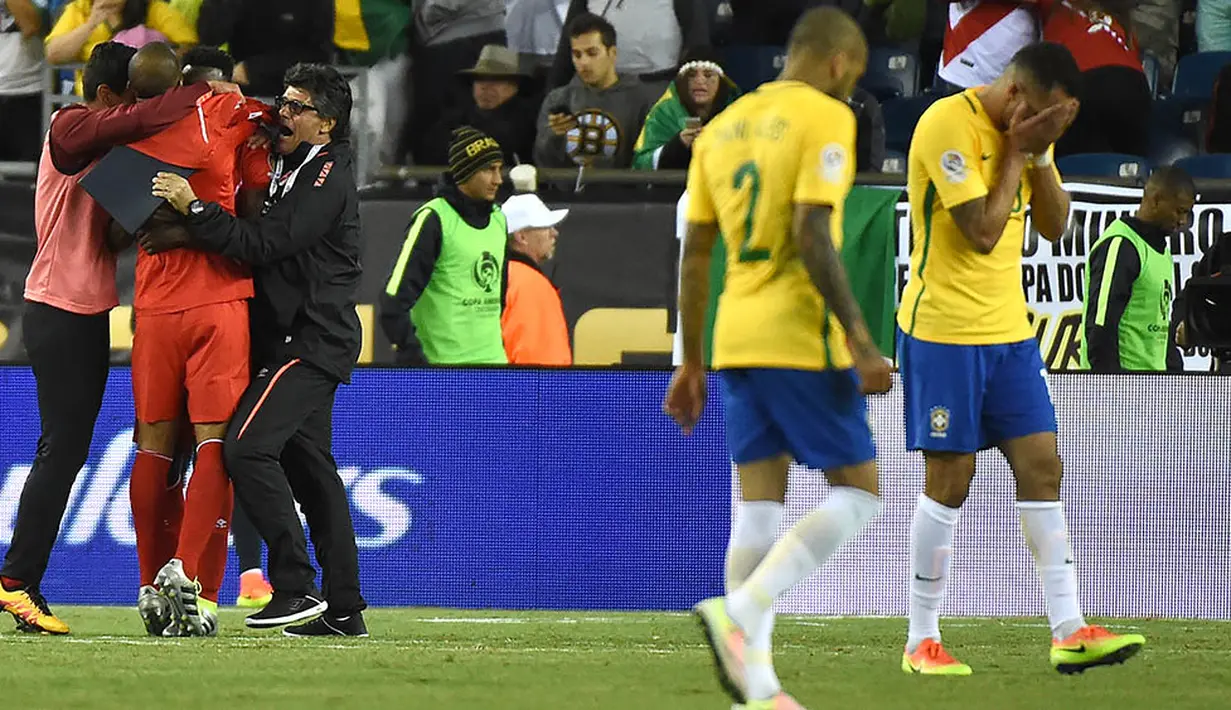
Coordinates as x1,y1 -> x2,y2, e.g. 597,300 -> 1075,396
533,74 -> 654,169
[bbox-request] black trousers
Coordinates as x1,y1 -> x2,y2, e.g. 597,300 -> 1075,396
1056,65 -> 1153,159
1,302 -> 109,587
223,357 -> 366,616
231,500 -> 263,573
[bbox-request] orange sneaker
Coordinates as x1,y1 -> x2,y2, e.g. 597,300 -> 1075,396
693,597 -> 748,703
1050,625 -> 1145,674
236,569 -> 274,609
0,586 -> 69,635
902,639 -> 973,676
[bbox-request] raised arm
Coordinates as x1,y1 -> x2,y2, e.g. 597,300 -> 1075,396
1026,149 -> 1071,241
49,84 -> 210,174
945,153 -> 1028,255
5,0 -> 43,38
916,100 -> 1025,255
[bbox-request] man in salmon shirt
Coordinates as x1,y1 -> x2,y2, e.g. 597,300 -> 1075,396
114,42 -> 265,637
0,41 -> 235,636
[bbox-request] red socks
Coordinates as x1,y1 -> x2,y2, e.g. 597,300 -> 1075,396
175,440 -> 232,581
197,494 -> 233,604
130,450 -> 174,586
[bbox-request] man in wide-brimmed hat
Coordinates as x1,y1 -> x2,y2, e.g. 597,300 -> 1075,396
424,45 -> 539,166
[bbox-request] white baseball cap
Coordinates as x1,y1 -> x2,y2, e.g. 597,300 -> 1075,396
502,193 -> 569,234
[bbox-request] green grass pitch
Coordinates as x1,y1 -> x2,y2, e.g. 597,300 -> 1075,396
0,608 -> 1225,709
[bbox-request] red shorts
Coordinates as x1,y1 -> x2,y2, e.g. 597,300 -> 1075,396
132,300 -> 250,424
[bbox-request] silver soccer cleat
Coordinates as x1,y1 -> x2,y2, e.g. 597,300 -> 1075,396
137,585 -> 172,637
154,559 -> 205,637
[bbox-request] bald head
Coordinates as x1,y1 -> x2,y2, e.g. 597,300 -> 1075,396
1141,166 -> 1196,234
787,7 -> 867,66
128,43 -> 182,100
783,7 -> 867,100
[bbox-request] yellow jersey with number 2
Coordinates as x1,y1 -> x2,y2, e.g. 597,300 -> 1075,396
898,89 -> 1062,346
685,81 -> 858,372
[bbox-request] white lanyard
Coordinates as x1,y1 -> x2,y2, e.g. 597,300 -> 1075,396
268,143 -> 325,202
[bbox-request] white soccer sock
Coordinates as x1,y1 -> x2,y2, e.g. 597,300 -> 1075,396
906,494 -> 960,653
725,501 -> 784,700
727,486 -> 881,688
1018,501 -> 1086,640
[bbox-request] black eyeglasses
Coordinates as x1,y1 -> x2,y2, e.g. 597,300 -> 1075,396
275,96 -> 320,117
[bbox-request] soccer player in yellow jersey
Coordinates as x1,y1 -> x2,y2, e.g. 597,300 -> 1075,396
898,42 -> 1146,676
665,8 -> 891,708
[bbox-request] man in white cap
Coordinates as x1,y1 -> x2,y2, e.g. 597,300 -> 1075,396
501,193 -> 572,366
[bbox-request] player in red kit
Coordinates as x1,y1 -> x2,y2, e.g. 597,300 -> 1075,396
119,43 -> 265,636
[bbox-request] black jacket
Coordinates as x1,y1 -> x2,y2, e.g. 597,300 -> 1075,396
379,179 -> 509,365
423,95 -> 539,167
1084,216 -> 1176,372
188,139 -> 364,383
199,0 -> 335,98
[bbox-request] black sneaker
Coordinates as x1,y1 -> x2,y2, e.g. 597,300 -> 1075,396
244,592 -> 327,629
283,612 -> 369,638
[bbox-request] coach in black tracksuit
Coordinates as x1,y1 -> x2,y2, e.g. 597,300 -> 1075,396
147,63 -> 368,637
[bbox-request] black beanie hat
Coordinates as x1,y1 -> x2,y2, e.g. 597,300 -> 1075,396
448,126 -> 504,184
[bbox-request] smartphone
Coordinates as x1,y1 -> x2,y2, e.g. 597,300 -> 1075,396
684,117 -> 702,130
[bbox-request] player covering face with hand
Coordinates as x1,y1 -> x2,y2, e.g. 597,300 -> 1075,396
896,41 -> 1145,675
667,8 -> 890,708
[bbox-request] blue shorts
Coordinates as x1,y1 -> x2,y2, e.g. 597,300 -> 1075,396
720,368 -> 876,471
897,329 -> 1057,453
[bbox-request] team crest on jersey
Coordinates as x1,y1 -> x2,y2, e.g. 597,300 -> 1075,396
314,161 -> 334,187
940,151 -> 967,184
929,406 -> 950,438
820,143 -> 847,183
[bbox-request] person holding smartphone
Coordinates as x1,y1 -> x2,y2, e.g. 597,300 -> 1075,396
631,47 -> 739,171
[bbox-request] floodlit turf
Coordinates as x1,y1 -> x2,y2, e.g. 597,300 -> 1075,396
0,608 -> 1225,709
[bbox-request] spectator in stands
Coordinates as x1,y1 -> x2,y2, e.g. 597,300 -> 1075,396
534,13 -> 653,169
423,45 -> 538,168
1198,0 -> 1231,52
937,0 -> 1038,94
1037,0 -> 1151,158
1132,0 -> 1180,88
549,0 -> 710,98
848,85 -> 887,173
406,0 -> 505,165
197,0 -> 334,100
0,0 -> 45,162
1080,167 -> 1195,372
632,47 -> 738,170
334,0 -> 413,171
507,0 -> 571,78
380,127 -> 510,366
167,0 -> 201,26
501,193 -> 573,366
46,0 -> 197,95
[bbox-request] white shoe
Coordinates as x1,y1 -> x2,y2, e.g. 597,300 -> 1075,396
154,560 -> 204,636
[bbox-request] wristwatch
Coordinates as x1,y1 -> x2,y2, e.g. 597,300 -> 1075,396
188,199 -> 206,216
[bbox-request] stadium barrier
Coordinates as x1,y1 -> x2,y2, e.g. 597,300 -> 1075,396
1,178 -> 1228,368
0,366 -> 1227,618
